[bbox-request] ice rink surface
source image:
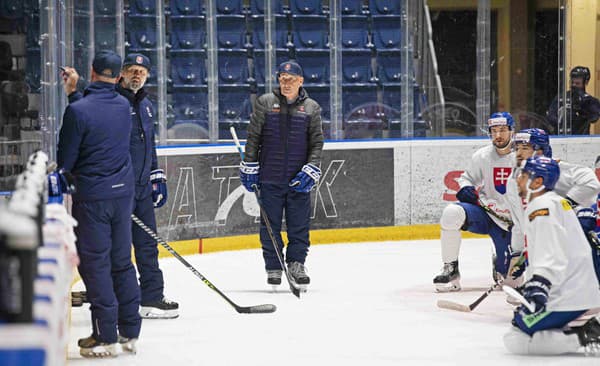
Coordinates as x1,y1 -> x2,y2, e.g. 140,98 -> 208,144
68,238 -> 599,365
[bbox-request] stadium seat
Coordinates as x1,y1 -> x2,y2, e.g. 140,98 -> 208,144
342,85 -> 377,119
342,50 -> 373,85
295,50 -> 329,86
0,0 -> 24,18
25,47 -> 40,92
168,120 -> 209,140
249,0 -> 284,15
26,14 -> 40,47
126,16 -> 157,49
219,86 -> 252,122
289,0 -> 322,15
94,0 -> 116,16
376,51 -> 401,85
171,16 -> 206,50
171,51 -> 206,87
342,15 -> 369,49
251,15 -> 289,50
218,51 -> 249,85
372,15 -> 401,50
253,50 -> 288,85
217,15 -> 247,50
170,0 -> 203,16
291,15 -> 328,50
128,0 -> 155,15
369,0 -> 400,15
95,17 -> 117,50
217,0 -> 243,15
172,86 -> 208,122
303,85 -> 330,120
341,0 -> 364,15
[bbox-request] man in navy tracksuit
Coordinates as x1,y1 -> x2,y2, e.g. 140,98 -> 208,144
58,51 -> 140,357
64,53 -> 177,319
240,60 -> 324,287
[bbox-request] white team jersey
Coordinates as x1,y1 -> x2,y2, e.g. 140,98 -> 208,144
456,144 -> 515,230
523,191 -> 600,311
507,160 -> 600,252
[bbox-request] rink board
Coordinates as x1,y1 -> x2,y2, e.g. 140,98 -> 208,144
155,136 -> 599,243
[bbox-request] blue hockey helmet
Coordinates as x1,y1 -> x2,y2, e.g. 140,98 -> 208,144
514,128 -> 552,157
488,112 -> 514,131
521,156 -> 560,191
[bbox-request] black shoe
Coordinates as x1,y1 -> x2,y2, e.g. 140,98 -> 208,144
433,260 -> 460,292
287,262 -> 310,285
78,335 -> 117,358
140,297 -> 179,319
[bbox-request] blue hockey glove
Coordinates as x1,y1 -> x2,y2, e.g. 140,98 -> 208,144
519,275 -> 551,316
576,207 -> 597,233
239,161 -> 259,192
150,169 -> 167,208
289,163 -> 321,193
456,186 -> 479,205
47,171 -> 71,204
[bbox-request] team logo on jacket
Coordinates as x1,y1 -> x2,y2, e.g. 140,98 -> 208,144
272,103 -> 280,112
298,106 -> 305,112
493,167 -> 512,194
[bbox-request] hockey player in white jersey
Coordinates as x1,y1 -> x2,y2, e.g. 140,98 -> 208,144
505,128 -> 600,284
503,156 -> 600,356
434,112 -> 515,292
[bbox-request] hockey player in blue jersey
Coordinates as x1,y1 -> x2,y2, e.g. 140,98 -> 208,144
503,156 -> 600,356
62,53 -> 178,319
57,51 -> 140,357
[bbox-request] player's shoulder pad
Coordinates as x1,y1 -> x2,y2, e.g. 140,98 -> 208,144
560,199 -> 572,211
528,208 -> 550,222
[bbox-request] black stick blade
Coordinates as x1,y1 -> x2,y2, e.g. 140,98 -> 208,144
237,304 -> 277,314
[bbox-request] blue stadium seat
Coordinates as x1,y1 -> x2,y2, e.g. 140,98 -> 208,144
73,16 -> 90,48
126,16 -> 157,49
217,15 -> 247,50
251,15 -> 289,50
342,50 -> 373,85
170,0 -> 203,16
26,14 -> 40,48
376,51 -> 401,85
0,0 -> 24,18
25,47 -> 40,92
129,0 -> 155,15
295,50 -> 329,86
342,85 -> 377,119
217,0 -> 243,15
289,0 -> 322,15
171,16 -> 206,50
73,48 -> 90,81
218,51 -> 249,85
249,0 -> 284,15
369,0 -> 400,15
219,86 -> 252,122
95,17 -> 117,50
342,0 -> 364,15
304,85 -> 330,120
382,87 -> 401,110
172,86 -> 208,122
95,0 -> 116,15
168,120 -> 210,140
342,16 -> 369,49
372,15 -> 401,50
291,15 -> 328,50
253,50 -> 288,85
171,51 -> 206,87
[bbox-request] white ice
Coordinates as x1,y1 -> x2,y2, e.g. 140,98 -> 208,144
68,238 -> 598,365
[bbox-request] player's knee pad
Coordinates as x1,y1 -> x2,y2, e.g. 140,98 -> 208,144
503,327 -> 531,355
440,204 -> 466,231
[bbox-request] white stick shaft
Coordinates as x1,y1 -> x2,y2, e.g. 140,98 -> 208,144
502,285 -> 535,313
230,127 -> 243,156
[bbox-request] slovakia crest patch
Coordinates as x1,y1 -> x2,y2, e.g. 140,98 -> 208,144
493,167 -> 512,194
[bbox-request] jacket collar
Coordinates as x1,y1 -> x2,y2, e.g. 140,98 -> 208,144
116,82 -> 148,104
83,81 -> 117,96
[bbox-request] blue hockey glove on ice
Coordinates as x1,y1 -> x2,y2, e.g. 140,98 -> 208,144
576,207 -> 597,233
456,186 -> 479,205
47,170 -> 72,204
150,169 -> 168,208
289,163 -> 321,193
520,275 -> 551,316
239,161 -> 259,192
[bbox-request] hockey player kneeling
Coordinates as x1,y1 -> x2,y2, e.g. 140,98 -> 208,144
504,156 -> 600,356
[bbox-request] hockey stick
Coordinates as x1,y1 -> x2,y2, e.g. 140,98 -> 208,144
230,127 -> 302,299
131,214 -> 276,314
437,281 -> 501,312
478,198 -> 513,227
502,285 -> 535,313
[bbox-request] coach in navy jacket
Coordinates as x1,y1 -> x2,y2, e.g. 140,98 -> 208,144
57,51 -> 141,351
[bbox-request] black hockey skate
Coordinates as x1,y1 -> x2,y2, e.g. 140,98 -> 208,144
433,260 -> 461,292
267,270 -> 282,285
570,317 -> 600,356
78,335 -> 118,358
287,262 -> 310,286
140,297 -> 179,319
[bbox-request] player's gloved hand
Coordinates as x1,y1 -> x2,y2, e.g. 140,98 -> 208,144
576,207 -> 597,233
508,252 -> 527,280
150,169 -> 167,208
47,170 -> 71,204
456,186 -> 479,205
239,161 -> 259,192
520,274 -> 551,316
289,163 -> 321,193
